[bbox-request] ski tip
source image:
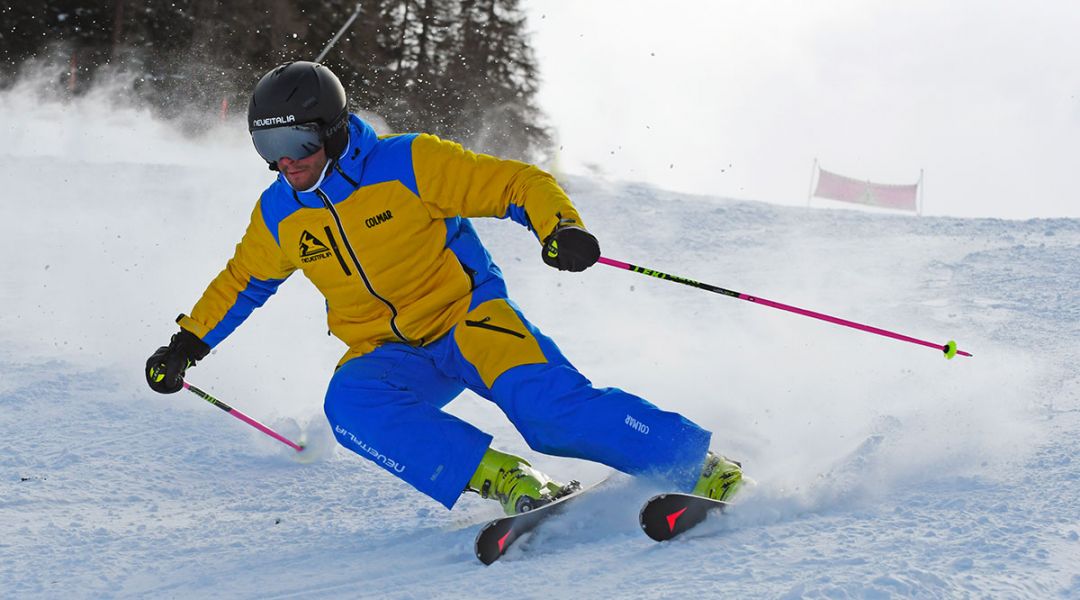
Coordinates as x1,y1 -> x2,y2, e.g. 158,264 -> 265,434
475,519 -> 513,566
639,492 -> 730,542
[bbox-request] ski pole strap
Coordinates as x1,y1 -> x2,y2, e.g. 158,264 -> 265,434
596,256 -> 972,359
183,382 -> 306,451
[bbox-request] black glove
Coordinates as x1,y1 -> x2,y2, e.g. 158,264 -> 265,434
541,225 -> 600,272
145,330 -> 211,394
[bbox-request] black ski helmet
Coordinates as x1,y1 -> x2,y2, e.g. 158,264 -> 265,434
248,61 -> 349,167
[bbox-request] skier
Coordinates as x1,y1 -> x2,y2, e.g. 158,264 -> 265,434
146,61 -> 742,515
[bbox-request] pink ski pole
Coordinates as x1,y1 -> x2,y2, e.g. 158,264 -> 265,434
597,256 -> 972,360
183,382 -> 306,451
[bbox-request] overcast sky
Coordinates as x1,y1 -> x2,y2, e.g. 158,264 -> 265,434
525,1 -> 1080,219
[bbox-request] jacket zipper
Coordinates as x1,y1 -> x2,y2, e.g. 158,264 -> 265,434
317,190 -> 410,343
464,317 -> 526,339
323,226 -> 352,276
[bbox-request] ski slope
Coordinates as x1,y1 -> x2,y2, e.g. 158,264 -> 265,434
2,81 -> 1078,599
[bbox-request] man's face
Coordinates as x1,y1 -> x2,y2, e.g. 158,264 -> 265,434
278,147 -> 328,190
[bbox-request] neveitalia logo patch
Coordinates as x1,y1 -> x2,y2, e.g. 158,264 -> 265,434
252,115 -> 296,127
299,230 -> 332,263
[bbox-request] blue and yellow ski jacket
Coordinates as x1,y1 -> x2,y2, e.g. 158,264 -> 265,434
177,115 -> 584,365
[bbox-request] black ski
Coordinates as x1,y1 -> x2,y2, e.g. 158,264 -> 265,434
639,492 -> 729,541
475,478 -> 606,565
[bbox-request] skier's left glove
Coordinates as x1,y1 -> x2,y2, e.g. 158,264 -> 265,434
145,330 -> 210,394
542,225 -> 600,272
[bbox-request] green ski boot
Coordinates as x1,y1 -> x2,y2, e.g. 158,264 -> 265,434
468,448 -> 569,515
692,451 -> 744,502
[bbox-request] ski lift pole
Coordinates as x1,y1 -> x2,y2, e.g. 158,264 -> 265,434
183,382 -> 306,452
315,2 -> 364,63
597,256 -> 972,360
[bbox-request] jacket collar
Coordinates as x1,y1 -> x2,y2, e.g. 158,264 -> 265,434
286,114 -> 378,208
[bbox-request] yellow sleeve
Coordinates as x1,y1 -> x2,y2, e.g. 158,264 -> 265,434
176,201 -> 297,348
411,133 -> 585,242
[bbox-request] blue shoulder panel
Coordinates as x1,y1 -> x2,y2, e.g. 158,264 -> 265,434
259,186 -> 304,245
360,134 -> 420,196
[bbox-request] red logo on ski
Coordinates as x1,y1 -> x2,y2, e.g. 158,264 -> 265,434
666,507 -> 688,532
497,530 -> 512,552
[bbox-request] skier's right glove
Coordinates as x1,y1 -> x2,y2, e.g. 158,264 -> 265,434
145,330 -> 210,394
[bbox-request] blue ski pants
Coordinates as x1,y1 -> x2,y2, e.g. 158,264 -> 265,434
323,298 -> 712,509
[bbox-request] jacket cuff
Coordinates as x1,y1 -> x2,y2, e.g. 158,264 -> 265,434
176,313 -> 211,340
538,211 -> 586,245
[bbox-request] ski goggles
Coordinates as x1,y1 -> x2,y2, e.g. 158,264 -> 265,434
250,122 -> 324,163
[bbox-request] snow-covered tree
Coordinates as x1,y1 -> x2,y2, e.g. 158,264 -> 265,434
0,0 -> 551,160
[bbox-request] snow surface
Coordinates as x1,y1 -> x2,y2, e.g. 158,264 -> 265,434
1,79 -> 1078,599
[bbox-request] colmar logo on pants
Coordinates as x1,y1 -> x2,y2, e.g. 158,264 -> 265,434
625,414 -> 650,435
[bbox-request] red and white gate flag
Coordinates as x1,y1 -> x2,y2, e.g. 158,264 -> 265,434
813,167 -> 918,212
